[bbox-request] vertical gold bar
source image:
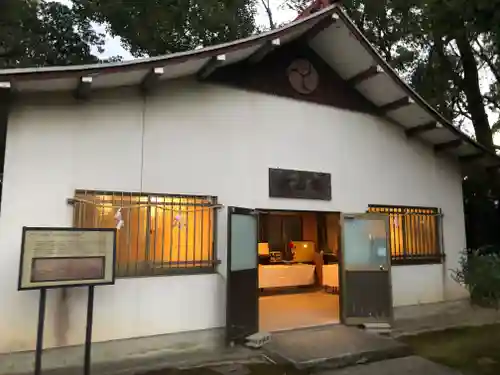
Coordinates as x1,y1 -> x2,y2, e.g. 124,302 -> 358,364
176,197 -> 181,268
201,199 -> 205,267
78,197 -> 83,228
421,211 -> 424,256
152,198 -> 158,272
82,190 -> 88,228
193,198 -> 198,267
413,210 -> 420,256
169,197 -> 174,267
396,211 -> 402,258
420,212 -> 426,255
426,214 -> 432,256
161,197 -> 166,269
404,210 -> 410,258
135,193 -> 141,276
184,198 -> 189,268
410,210 -> 416,257
111,192 -> 117,274
126,193 -> 132,277
430,214 -> 437,256
119,191 -> 124,277
209,200 -> 214,266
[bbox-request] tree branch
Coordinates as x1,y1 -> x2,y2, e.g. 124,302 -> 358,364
473,37 -> 500,83
433,33 -> 464,91
456,100 -> 473,120
260,0 -> 275,29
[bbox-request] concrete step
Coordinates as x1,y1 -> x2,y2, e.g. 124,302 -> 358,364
262,325 -> 411,372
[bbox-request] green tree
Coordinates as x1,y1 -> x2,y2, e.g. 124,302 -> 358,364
336,0 -> 500,249
342,0 -> 500,150
0,0 -> 107,69
73,0 -> 258,57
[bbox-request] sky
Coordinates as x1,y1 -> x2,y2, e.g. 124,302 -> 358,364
56,0 -> 297,60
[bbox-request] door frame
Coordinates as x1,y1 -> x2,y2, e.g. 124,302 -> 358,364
225,206 -> 259,346
255,208 -> 344,325
339,212 -> 394,325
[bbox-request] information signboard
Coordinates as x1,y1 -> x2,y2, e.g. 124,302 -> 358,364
18,227 -> 116,290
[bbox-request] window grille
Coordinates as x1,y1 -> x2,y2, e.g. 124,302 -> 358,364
71,190 -> 218,277
368,205 -> 444,265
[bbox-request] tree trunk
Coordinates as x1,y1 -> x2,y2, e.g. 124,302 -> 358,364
455,30 -> 493,150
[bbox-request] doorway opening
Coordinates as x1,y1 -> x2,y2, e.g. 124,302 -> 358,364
226,207 -> 393,345
257,210 -> 341,332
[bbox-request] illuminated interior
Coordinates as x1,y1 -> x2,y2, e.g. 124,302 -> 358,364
257,211 -> 341,332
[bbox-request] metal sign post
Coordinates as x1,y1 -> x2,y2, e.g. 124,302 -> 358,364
18,227 -> 116,375
34,288 -> 46,375
33,285 -> 96,375
84,285 -> 95,375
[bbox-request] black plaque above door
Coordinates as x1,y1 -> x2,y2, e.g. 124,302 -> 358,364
269,168 -> 331,201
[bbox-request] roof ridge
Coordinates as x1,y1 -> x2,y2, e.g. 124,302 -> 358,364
296,0 -> 339,20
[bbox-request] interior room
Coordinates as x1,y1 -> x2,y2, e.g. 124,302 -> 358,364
258,210 -> 341,332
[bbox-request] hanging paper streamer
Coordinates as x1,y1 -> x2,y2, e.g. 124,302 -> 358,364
393,216 -> 399,228
172,213 -> 185,228
115,208 -> 125,230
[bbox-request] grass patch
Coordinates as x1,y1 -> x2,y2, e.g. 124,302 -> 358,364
401,324 -> 500,375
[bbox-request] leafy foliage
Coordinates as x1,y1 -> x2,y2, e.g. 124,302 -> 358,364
72,0 -> 258,57
452,249 -> 500,308
0,0 -> 107,69
281,0 -> 311,12
463,173 -> 500,248
342,0 -> 499,149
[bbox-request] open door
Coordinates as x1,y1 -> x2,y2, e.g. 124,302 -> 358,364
226,206 -> 258,346
341,213 -> 392,325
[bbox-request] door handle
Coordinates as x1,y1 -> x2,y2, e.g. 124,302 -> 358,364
379,265 -> 385,271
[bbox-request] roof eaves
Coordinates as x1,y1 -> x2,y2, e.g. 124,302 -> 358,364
333,6 -> 499,163
0,4 -> 340,82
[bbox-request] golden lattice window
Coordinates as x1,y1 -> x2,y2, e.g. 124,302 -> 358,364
368,205 -> 443,264
71,190 -> 217,277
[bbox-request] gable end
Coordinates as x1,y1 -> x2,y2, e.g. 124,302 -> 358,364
208,41 -> 378,115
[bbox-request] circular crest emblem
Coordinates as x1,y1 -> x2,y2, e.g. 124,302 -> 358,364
287,59 -> 319,94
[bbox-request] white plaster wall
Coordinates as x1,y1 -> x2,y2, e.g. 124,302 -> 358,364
391,264 -> 444,307
0,79 -> 467,353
